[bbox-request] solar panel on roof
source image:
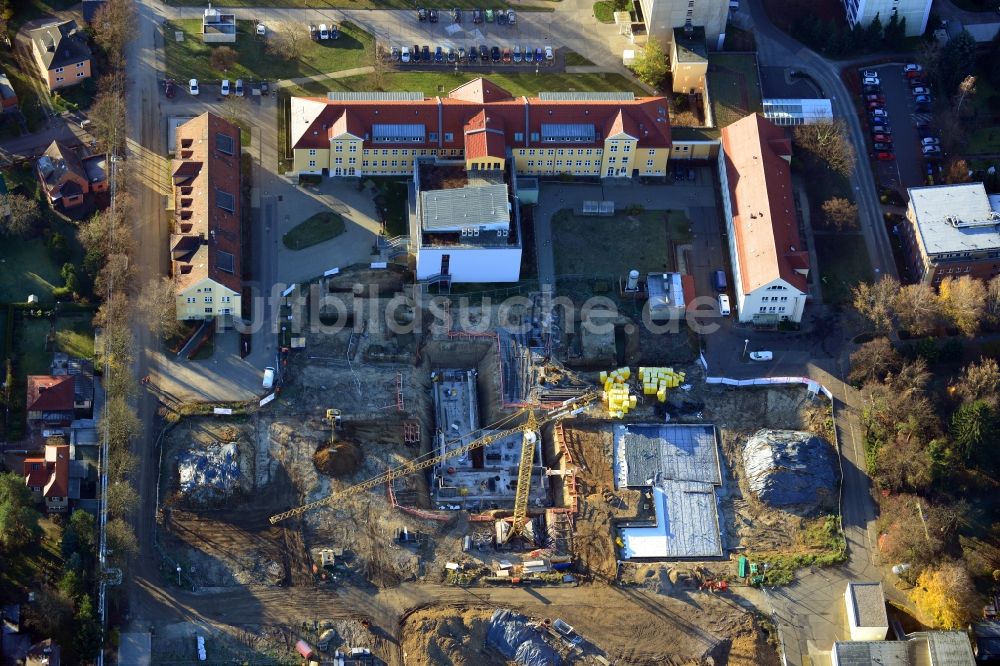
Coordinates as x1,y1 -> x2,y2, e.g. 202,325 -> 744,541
216,250 -> 235,274
540,123 -> 596,143
372,123 -> 426,144
326,91 -> 425,102
537,91 -> 635,101
216,189 -> 235,213
216,132 -> 234,156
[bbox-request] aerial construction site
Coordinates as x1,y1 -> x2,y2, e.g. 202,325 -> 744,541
154,266 -> 837,665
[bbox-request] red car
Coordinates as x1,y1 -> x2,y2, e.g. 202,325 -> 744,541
865,94 -> 885,103
872,133 -> 892,143
876,152 -> 895,161
905,70 -> 923,79
866,101 -> 884,110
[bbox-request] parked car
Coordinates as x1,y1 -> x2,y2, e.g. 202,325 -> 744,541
544,45 -> 554,60
435,45 -> 444,62
871,108 -> 888,119
876,152 -> 895,161
718,294 -> 731,317
309,24 -> 317,40
862,69 -> 879,78
512,45 -> 521,62
319,23 -> 330,39
390,46 -> 400,61
480,45 -> 489,60
401,46 -> 411,63
263,367 -> 276,389
921,137 -> 941,146
189,78 -> 199,95
873,142 -> 892,151
220,79 -> 231,96
872,133 -> 892,143
921,145 -> 942,155
903,63 -> 923,72
491,45 -> 501,62
417,7 -> 427,21
468,45 -> 478,62
862,76 -> 880,86
871,124 -> 891,135
749,351 -> 773,361
458,47 -> 466,62
329,23 -> 339,39
413,44 -> 421,62
508,9 -> 516,24
865,94 -> 885,103
535,47 -> 544,61
453,8 -> 461,22
914,94 -> 932,104
164,78 -> 176,98
909,77 -> 928,87
523,45 -> 533,62
502,47 -> 511,63
473,9 -> 483,23
447,47 -> 456,63
485,8 -> 495,22
428,9 -> 439,22
866,101 -> 884,110
905,69 -> 923,79
422,45 -> 431,61
497,9 -> 507,24
712,269 -> 727,293
863,85 -> 881,94
235,79 -> 244,96
911,86 -> 930,95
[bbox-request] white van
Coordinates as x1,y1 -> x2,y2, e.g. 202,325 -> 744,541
718,294 -> 731,317
262,366 -> 276,389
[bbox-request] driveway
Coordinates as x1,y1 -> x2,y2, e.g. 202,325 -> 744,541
864,64 -> 928,192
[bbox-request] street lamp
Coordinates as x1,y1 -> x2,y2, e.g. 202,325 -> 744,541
742,338 -> 749,360
176,565 -> 182,586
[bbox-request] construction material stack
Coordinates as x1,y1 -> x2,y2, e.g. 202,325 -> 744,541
640,367 -> 685,402
600,368 -> 637,418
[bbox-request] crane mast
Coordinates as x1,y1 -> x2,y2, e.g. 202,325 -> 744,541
268,392 -> 596,525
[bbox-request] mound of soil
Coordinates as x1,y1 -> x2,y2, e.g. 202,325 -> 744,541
313,439 -> 363,478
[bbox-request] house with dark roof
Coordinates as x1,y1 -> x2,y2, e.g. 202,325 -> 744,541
23,442 -> 71,513
171,113 -> 243,321
50,352 -> 95,417
718,113 -> 809,324
27,20 -> 92,91
0,71 -> 17,112
36,140 -> 108,209
289,78 -> 671,180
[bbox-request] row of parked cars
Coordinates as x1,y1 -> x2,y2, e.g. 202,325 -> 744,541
392,44 -> 553,64
309,23 -> 340,40
418,8 -> 516,24
862,64 -> 939,162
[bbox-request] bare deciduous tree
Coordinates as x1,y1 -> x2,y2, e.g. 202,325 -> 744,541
138,277 -> 181,340
89,78 -> 127,153
894,282 -> 942,336
852,276 -> 900,333
821,197 -> 859,232
92,0 -> 136,66
210,45 -> 238,72
79,206 -> 134,260
106,481 -> 139,518
793,120 -> 856,176
0,193 -> 39,237
938,275 -> 986,337
266,23 -> 306,61
848,337 -> 902,386
104,518 -> 138,566
954,357 -> 1000,406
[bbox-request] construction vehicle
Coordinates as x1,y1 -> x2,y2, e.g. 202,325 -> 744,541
268,392 -> 598,525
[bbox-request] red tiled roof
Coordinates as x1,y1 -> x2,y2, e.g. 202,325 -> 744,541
23,457 -> 48,487
721,113 -> 808,294
22,443 -> 69,499
464,110 -> 507,160
26,375 -> 74,413
290,78 -> 671,152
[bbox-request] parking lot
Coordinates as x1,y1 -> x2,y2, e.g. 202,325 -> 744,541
862,63 -> 937,191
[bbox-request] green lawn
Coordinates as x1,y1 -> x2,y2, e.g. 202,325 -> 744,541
371,179 -> 409,236
165,19 -> 373,82
50,78 -> 97,114
815,233 -> 872,304
16,313 -> 96,377
593,1 -> 616,22
10,0 -> 77,32
285,70 -> 646,99
707,53 -> 763,130
564,50 -> 597,67
551,209 -> 691,277
282,211 -> 346,249
0,240 -> 66,303
0,518 -> 63,606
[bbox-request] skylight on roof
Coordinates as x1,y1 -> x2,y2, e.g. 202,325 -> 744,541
372,123 -> 426,144
540,123 -> 596,143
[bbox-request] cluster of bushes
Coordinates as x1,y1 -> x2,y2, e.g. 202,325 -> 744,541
794,11 -> 908,57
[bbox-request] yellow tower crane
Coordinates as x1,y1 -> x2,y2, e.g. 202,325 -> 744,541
268,392 -> 597,525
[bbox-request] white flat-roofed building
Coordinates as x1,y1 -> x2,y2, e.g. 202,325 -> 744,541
842,0 -> 931,37
845,582 -> 889,642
